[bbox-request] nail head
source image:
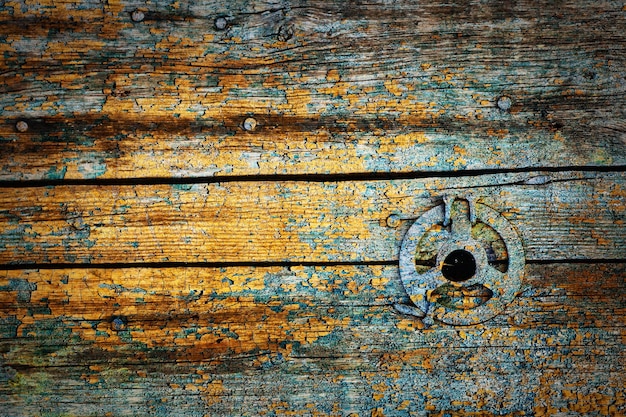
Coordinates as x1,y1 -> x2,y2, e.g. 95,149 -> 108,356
16,121 -> 28,132
112,317 -> 127,331
497,95 -> 512,111
215,16 -> 228,31
243,117 -> 257,132
131,10 -> 145,22
386,214 -> 401,228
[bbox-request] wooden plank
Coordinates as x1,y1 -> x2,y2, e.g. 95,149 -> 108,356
1,368 -> 623,417
4,117 -> 624,181
0,171 -> 624,264
1,264 -> 624,351
1,263 -> 624,415
1,0 -> 625,179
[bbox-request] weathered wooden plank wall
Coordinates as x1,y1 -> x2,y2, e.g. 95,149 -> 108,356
1,0 -> 625,416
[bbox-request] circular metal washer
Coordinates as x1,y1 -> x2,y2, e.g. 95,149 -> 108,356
399,198 -> 524,325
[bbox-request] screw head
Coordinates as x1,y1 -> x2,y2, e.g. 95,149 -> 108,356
243,117 -> 257,132
214,16 -> 228,31
131,9 -> 145,22
16,121 -> 28,132
497,95 -> 512,111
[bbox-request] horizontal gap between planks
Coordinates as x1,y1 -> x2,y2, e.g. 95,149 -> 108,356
4,343 -> 625,370
0,165 -> 624,188
0,258 -> 624,271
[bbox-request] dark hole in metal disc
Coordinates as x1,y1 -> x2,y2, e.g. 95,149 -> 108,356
442,249 -> 476,282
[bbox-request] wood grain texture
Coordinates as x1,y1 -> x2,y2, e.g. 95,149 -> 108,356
1,0 -> 625,415
0,171 -> 624,265
1,264 -> 624,416
1,0 -> 625,179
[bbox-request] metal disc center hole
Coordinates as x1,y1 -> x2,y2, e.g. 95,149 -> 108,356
442,249 -> 476,282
